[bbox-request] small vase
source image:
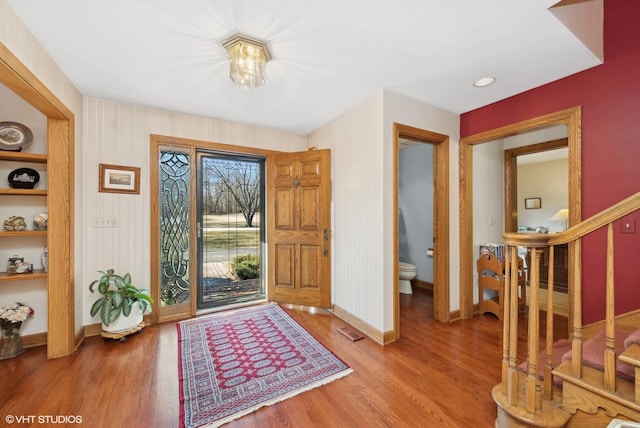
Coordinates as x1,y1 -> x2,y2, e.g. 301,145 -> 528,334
0,321 -> 25,359
41,246 -> 48,272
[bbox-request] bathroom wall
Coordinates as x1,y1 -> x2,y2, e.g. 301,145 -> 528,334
398,144 -> 434,283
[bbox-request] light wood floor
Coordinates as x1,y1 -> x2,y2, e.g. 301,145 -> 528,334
0,292 -> 566,427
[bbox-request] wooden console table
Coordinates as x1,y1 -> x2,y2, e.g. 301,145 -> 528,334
526,243 -> 569,293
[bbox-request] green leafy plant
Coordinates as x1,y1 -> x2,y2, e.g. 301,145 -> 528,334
231,254 -> 260,280
89,269 -> 154,326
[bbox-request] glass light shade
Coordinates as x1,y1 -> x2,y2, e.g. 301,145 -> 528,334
221,34 -> 272,89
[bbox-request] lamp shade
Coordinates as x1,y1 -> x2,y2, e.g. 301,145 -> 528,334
550,208 -> 569,230
221,34 -> 272,89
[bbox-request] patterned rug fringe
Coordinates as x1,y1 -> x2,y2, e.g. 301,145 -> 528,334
206,367 -> 353,427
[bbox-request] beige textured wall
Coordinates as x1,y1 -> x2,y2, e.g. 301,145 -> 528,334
308,92 -> 385,330
81,97 -> 307,326
310,91 -> 460,333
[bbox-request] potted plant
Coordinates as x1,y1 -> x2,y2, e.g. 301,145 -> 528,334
89,269 -> 153,333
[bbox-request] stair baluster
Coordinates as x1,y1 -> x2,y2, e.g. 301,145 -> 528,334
494,191 -> 640,426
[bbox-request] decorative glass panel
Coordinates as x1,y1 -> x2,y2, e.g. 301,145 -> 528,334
160,151 -> 191,305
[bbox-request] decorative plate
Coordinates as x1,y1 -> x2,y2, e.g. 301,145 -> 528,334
0,122 -> 33,151
8,167 -> 40,189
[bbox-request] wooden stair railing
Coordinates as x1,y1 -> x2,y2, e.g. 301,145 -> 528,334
493,191 -> 640,427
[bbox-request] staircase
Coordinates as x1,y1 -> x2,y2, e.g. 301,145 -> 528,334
493,192 -> 640,427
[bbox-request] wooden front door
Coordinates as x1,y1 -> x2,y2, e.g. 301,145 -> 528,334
267,149 -> 331,308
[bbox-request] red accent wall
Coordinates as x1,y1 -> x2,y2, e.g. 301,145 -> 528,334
460,0 -> 640,324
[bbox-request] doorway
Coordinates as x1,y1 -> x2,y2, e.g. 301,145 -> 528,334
196,151 -> 266,309
398,141 -> 434,295
504,137 -> 569,233
393,123 -> 450,337
505,139 -> 570,317
459,107 -> 582,329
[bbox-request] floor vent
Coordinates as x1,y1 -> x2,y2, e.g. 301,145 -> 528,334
337,327 -> 364,341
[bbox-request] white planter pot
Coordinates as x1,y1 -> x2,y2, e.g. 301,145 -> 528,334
102,303 -> 144,333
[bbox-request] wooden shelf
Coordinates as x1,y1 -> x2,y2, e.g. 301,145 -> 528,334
0,231 -> 47,237
0,188 -> 47,196
0,151 -> 47,163
0,269 -> 47,282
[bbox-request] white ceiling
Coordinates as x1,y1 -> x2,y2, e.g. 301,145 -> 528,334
7,0 -> 602,135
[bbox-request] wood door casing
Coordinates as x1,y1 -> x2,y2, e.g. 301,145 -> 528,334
458,106 -> 581,325
503,137 -> 568,233
267,149 -> 331,308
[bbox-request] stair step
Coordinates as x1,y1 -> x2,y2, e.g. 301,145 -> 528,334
553,362 -> 640,419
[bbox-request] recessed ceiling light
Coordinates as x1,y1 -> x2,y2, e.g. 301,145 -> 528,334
473,77 -> 496,87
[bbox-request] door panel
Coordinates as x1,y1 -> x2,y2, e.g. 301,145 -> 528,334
275,161 -> 294,179
300,187 -> 320,229
274,244 -> 295,288
275,188 -> 294,229
300,159 -> 321,177
300,244 -> 321,289
267,149 -> 331,307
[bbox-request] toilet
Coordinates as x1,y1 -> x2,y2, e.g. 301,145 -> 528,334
398,262 -> 417,294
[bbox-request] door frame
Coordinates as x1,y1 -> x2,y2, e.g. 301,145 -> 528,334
393,123 -> 450,334
1,44 -> 75,358
458,107 -> 582,328
150,134 -> 281,323
504,137 -> 569,233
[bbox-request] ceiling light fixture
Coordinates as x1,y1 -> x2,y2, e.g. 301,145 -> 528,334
473,77 -> 496,87
221,34 -> 272,89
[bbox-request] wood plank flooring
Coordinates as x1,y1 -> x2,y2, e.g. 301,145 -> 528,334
0,291 -> 566,427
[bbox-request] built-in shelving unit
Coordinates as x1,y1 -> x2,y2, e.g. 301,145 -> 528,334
0,150 -> 48,285
2,42 -> 75,358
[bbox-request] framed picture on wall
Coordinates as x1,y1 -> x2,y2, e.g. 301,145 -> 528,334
99,163 -> 140,194
525,197 -> 541,209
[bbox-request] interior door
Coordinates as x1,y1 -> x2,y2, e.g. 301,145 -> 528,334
267,149 -> 331,308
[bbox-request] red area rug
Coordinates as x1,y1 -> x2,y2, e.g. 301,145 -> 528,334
177,304 -> 352,428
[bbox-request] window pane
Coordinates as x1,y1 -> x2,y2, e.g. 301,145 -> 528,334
198,154 -> 265,308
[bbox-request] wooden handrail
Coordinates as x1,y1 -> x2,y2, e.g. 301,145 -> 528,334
504,191 -> 640,247
494,190 -> 640,426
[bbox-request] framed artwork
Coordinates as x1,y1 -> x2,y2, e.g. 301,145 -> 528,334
524,197 -> 541,209
99,163 -> 140,194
